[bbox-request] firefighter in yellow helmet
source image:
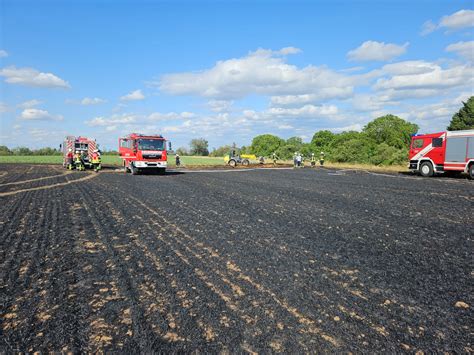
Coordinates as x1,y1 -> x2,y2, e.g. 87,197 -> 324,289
319,151 -> 325,166
74,151 -> 85,171
311,153 -> 316,167
91,149 -> 101,172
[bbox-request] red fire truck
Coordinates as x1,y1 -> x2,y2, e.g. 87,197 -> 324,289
408,129 -> 474,178
62,136 -> 98,169
119,133 -> 170,175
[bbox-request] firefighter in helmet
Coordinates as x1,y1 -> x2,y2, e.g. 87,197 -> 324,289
66,148 -> 74,170
310,153 -> 316,167
74,151 -> 85,171
319,151 -> 325,166
91,149 -> 101,172
175,153 -> 181,167
272,152 -> 279,166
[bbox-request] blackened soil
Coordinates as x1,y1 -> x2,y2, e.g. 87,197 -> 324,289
1,164 -> 472,352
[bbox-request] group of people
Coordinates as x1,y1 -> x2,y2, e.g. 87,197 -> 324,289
292,151 -> 325,168
65,148 -> 102,172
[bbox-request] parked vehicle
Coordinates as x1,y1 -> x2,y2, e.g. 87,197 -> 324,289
119,133 -> 170,175
408,129 -> 474,178
61,136 -> 98,169
224,148 -> 257,167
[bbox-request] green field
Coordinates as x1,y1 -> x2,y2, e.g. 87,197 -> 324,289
0,155 -> 224,167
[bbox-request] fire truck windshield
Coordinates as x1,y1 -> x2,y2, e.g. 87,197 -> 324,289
137,139 -> 165,151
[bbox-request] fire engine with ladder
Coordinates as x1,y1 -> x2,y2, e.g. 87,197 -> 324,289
119,133 -> 170,175
409,129 -> 474,178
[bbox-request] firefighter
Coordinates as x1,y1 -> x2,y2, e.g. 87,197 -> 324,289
296,152 -> 302,168
300,154 -> 305,168
91,149 -> 101,172
175,153 -> 181,167
293,152 -> 298,168
66,148 -> 74,170
74,151 -> 85,171
272,152 -> 279,166
311,153 -> 316,167
319,151 -> 325,166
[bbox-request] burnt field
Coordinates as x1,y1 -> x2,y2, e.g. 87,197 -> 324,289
1,164 -> 472,352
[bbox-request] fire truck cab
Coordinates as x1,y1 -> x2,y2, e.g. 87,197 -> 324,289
409,130 -> 474,178
119,133 -> 169,175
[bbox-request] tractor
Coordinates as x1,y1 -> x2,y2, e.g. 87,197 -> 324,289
224,148 -> 256,167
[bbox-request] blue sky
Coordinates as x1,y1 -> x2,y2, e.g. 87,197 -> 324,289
0,0 -> 473,150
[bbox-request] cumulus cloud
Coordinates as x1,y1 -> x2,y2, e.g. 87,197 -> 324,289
81,97 -> 107,105
421,9 -> 474,35
19,108 -> 63,121
0,50 -> 8,58
86,113 -> 138,126
207,100 -> 234,112
159,47 -> 356,100
374,62 -> 474,92
440,9 -> 474,30
347,41 -> 409,62
267,104 -> 338,118
0,66 -> 70,88
148,111 -> 195,121
120,89 -> 145,101
445,41 -> 474,61
18,99 -> 42,109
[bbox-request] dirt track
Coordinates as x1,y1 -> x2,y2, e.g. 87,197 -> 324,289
1,164 -> 472,352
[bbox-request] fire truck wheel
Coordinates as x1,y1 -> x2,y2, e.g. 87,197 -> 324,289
228,159 -> 236,168
420,161 -> 434,177
469,164 -> 474,179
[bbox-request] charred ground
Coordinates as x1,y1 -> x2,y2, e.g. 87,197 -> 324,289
1,164 -> 472,352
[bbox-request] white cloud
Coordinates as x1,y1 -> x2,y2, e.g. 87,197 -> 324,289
207,99 -> 234,112
81,97 -> 107,105
0,66 -> 70,88
267,104 -> 338,118
0,50 -> 8,58
19,108 -> 63,121
148,111 -> 195,121
120,89 -> 145,101
420,20 -> 437,35
381,61 -> 438,76
347,41 -> 409,62
440,9 -> 474,30
374,62 -> 474,91
421,9 -> 474,35
445,41 -> 474,61
18,99 -> 42,109
86,113 -> 138,126
159,47 -> 356,100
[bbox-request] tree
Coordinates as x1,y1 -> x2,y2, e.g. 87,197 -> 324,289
250,134 -> 284,156
311,130 -> 335,148
209,145 -> 232,157
176,147 -> 189,156
0,145 -> 12,156
447,96 -> 474,131
363,114 -> 418,149
189,138 -> 209,156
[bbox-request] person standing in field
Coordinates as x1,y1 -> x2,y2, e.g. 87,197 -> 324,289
272,152 -> 279,166
293,152 -> 298,168
296,153 -> 302,167
175,153 -> 181,167
311,153 -> 316,167
66,148 -> 74,170
320,151 -> 325,166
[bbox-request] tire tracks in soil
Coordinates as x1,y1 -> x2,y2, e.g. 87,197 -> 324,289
95,181 -> 340,351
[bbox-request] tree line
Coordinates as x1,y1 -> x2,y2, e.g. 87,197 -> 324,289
2,96 -> 473,165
